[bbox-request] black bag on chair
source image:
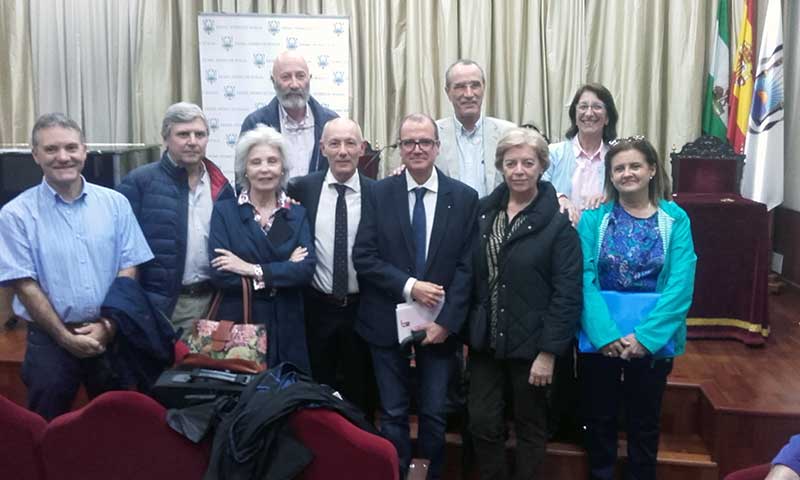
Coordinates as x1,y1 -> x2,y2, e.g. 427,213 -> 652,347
152,368 -> 253,409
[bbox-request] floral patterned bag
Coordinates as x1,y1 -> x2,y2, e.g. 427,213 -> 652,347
182,277 -> 267,374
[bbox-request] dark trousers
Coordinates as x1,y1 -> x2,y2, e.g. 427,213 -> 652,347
22,324 -> 118,421
578,354 -> 673,480
468,351 -> 549,480
304,294 -> 376,417
370,342 -> 454,480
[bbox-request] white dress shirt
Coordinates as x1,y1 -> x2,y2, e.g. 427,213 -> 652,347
279,104 -> 315,178
180,162 -> 213,285
402,168 -> 439,301
312,170 -> 361,294
454,115 -> 486,197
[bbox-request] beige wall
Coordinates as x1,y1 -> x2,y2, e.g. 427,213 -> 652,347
784,0 -> 800,211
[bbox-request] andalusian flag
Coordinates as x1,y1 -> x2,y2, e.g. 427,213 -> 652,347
743,0 -> 784,210
726,0 -> 755,153
702,0 -> 730,139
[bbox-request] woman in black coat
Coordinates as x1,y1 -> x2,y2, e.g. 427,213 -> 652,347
467,127 -> 583,479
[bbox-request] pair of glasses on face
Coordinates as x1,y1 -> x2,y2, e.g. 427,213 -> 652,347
398,138 -> 438,151
576,103 -> 606,113
609,135 -> 647,147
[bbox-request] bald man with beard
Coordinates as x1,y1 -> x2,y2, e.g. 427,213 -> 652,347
240,51 -> 339,179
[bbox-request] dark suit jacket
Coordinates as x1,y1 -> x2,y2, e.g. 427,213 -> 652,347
208,198 -> 316,372
239,96 -> 339,174
353,168 -> 479,347
287,169 -> 376,239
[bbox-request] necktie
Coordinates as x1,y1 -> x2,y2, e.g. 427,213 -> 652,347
412,187 -> 427,278
332,184 -> 348,299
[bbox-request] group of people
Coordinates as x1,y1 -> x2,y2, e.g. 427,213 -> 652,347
0,51 -> 697,480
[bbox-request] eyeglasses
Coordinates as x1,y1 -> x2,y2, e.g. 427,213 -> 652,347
609,135 -> 647,147
576,103 -> 606,113
398,138 -> 438,151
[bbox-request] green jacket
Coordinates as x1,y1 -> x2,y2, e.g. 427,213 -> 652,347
576,200 -> 697,357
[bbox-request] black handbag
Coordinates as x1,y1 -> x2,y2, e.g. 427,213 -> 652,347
152,368 -> 253,409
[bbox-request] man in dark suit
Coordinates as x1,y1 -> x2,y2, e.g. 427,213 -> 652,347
353,113 -> 479,479
287,118 -> 376,415
239,51 -> 338,179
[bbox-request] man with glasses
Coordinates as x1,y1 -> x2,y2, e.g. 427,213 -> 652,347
287,118 -> 376,416
240,50 -> 338,179
353,113 -> 479,480
436,59 -> 515,197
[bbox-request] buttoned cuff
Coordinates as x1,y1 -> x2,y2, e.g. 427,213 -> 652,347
403,278 -> 417,303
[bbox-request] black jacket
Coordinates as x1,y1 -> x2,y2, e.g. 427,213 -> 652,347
169,363 -> 376,480
101,276 -> 177,392
470,181 -> 582,360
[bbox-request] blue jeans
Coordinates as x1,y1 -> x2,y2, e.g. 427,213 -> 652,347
22,324 -> 118,420
370,342 -> 454,480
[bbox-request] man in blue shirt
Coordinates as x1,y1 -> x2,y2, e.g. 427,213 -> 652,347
0,113 -> 153,420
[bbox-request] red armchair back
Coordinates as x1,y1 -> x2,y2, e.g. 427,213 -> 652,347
40,391 -> 208,480
290,408 -> 399,480
0,395 -> 46,480
670,135 -> 745,195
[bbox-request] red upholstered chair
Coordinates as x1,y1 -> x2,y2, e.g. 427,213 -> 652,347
0,395 -> 46,480
670,135 -> 746,194
723,463 -> 771,480
358,141 -> 382,180
41,391 -> 208,480
290,408 -> 399,480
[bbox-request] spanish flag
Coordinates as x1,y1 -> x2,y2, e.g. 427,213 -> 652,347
726,0 -> 755,154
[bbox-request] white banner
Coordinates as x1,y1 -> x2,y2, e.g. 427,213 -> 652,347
198,13 -> 351,183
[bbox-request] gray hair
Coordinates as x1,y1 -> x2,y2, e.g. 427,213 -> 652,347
444,59 -> 486,89
31,113 -> 85,147
234,124 -> 290,191
161,102 -> 208,140
494,127 -> 550,173
397,113 -> 440,142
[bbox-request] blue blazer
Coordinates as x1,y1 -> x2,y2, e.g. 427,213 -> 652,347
353,168 -> 479,347
208,197 -> 316,372
239,96 -> 339,174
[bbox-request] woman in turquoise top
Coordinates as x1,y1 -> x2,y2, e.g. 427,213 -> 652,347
576,136 -> 696,480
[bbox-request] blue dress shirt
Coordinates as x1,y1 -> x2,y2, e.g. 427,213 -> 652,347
0,178 -> 153,324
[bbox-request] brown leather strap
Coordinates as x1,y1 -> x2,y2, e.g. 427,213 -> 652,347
205,290 -> 223,320
206,275 -> 254,323
210,320 -> 234,352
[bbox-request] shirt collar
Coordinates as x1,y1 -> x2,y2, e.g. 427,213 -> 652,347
571,136 -> 607,161
454,115 -> 483,137
279,103 -> 314,129
405,167 -> 438,194
40,176 -> 88,204
324,169 -> 361,193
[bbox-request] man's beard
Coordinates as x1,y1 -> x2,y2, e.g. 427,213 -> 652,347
275,84 -> 310,110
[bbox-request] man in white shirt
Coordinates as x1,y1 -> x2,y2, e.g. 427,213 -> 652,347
287,118 -> 376,415
240,51 -> 339,179
436,59 -> 515,197
118,103 -> 234,338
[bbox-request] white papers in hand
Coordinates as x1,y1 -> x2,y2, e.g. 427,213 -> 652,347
396,297 -> 445,344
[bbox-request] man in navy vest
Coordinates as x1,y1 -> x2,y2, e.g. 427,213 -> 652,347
240,51 -> 338,180
353,113 -> 478,479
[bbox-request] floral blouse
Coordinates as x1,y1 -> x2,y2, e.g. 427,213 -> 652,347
237,189 -> 291,235
598,203 -> 664,292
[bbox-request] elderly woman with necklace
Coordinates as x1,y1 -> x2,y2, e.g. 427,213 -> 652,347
208,124 -> 316,372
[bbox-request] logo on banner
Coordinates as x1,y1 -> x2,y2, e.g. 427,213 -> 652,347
317,55 -> 330,69
221,35 -> 234,51
334,22 -> 345,36
202,18 -> 215,35
333,71 -> 345,86
268,20 -> 280,35
208,118 -> 220,132
286,37 -> 298,49
224,85 -> 236,100
226,134 -> 238,148
253,53 -> 266,68
206,69 -> 218,84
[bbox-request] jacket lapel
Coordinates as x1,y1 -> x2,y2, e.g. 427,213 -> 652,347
484,119 -> 502,191
438,119 -> 461,180
424,172 -> 452,275
392,176 -> 416,261
307,172 -> 325,226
